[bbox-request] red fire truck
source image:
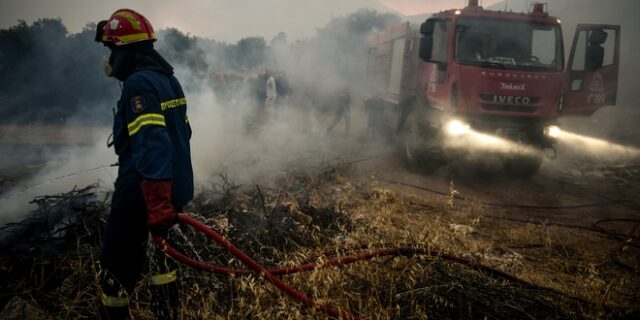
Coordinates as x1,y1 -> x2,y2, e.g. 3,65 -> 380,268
365,0 -> 620,177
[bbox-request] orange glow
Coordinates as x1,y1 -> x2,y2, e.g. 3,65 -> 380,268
377,0 -> 436,16
377,0 -> 503,16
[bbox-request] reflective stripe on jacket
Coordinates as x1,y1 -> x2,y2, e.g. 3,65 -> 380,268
112,68 -> 194,208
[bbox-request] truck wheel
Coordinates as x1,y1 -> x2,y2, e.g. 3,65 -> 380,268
401,118 -> 443,174
365,99 -> 390,143
503,154 -> 543,179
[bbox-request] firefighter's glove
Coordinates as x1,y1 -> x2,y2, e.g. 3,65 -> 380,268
140,180 -> 179,236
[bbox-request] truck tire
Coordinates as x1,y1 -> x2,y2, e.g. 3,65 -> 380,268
365,98 -> 393,143
503,154 -> 543,179
401,116 -> 443,174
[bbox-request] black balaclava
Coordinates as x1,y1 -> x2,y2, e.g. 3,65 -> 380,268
108,41 -> 174,81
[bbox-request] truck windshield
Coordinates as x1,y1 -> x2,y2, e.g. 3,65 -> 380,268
455,17 -> 563,72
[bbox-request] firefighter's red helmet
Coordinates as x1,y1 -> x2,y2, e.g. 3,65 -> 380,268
97,9 -> 156,46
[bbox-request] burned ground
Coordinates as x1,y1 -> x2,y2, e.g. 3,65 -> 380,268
0,145 -> 638,319
0,99 -> 639,320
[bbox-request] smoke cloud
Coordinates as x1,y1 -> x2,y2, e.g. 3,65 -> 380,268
0,9 -> 401,223
1,1 -> 637,222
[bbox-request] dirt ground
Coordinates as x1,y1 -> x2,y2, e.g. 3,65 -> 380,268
341,106 -> 640,317
0,106 -> 638,319
298,103 -> 640,316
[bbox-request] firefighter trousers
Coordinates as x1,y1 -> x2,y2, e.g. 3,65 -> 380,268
99,177 -> 182,320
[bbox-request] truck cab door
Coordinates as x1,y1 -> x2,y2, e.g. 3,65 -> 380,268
419,18 -> 451,111
562,24 -> 620,116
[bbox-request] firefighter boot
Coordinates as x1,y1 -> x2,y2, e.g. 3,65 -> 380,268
148,225 -> 186,319
99,273 -> 130,320
149,270 -> 180,319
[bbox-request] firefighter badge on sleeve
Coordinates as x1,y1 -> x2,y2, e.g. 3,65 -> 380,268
131,96 -> 145,113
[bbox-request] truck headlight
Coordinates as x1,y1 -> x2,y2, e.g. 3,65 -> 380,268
544,125 -> 561,138
445,120 -> 470,136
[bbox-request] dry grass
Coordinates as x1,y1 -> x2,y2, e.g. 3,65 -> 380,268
1,165 -> 638,319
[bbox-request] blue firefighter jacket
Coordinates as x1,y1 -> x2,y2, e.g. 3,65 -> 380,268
112,68 -> 194,209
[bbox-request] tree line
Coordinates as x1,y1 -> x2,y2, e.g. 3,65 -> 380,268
0,9 -> 399,125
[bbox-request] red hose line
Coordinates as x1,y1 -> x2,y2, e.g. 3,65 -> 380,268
153,214 -> 360,320
153,214 -> 535,319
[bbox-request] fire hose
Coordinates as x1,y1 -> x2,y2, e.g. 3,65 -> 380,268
152,214 -> 538,319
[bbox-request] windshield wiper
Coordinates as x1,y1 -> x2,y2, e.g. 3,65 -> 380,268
478,60 -> 507,69
457,59 -> 518,70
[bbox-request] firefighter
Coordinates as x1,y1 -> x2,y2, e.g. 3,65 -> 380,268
94,9 -> 194,319
247,70 -> 277,133
265,70 -> 278,110
327,84 -> 351,135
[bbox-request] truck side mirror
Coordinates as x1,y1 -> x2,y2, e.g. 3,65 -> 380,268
419,20 -> 435,61
419,35 -> 433,61
420,20 -> 435,34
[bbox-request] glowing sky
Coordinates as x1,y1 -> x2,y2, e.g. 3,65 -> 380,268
0,0 -> 501,42
377,0 -> 501,16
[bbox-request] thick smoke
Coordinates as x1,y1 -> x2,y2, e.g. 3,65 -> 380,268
4,1 -> 634,222
0,9 -> 401,222
0,126 -> 117,223
0,19 -> 117,222
0,19 -> 118,125
169,9 -> 401,185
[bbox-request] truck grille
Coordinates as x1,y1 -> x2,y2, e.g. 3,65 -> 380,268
480,104 -> 538,113
479,94 -> 540,113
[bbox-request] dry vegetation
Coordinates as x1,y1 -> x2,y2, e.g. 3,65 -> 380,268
0,160 -> 638,319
